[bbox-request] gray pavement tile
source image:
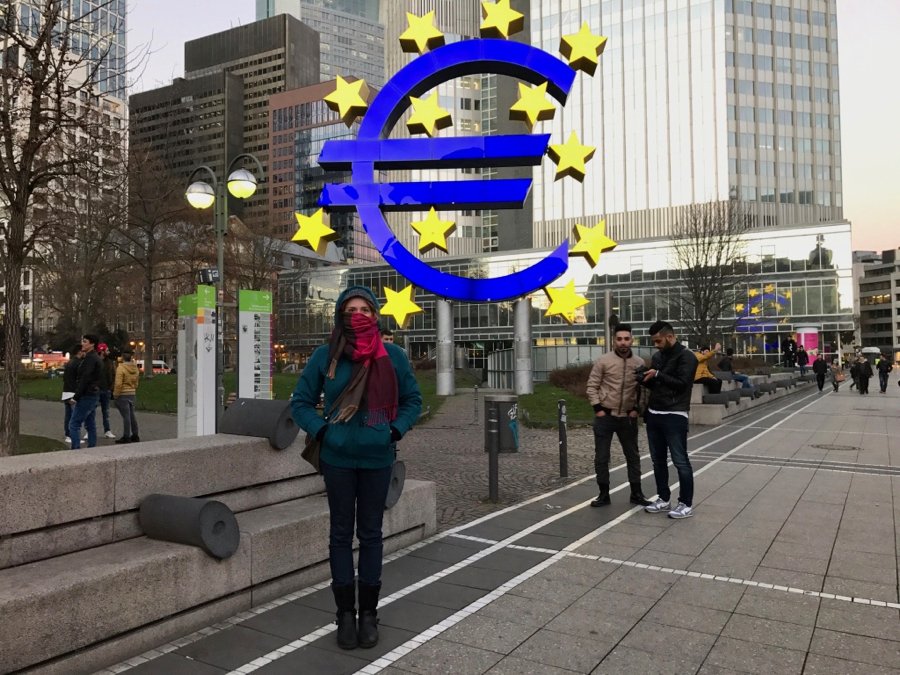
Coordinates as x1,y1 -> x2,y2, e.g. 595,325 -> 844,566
470,548 -> 551,574
593,644 -> 704,675
293,588 -> 335,613
510,628 -> 614,672
254,645 -> 369,675
572,588 -> 658,619
444,534 -> 502,550
458,522 -> 523,541
508,575 -> 594,605
826,550 -> 897,583
538,557 -> 619,584
124,654 -> 227,675
175,625 -> 286,670
592,529 -> 660,548
695,665 -> 749,674
404,580 -> 490,610
596,565 -> 677,600
751,566 -> 824,591
721,613 -> 813,651
311,623 -> 416,657
758,553 -> 829,575
575,540 -> 641,560
809,627 -> 900,669
689,551 -> 763,579
442,564 -> 521,591
378,599 -> 457,633
544,605 -> 639,643
441,613 -> 538,654
240,602 -> 335,640
485,655 -> 579,674
802,652 -> 900,674
701,636 -> 806,674
619,620 -> 717,664
663,576 -> 747,612
392,637 -> 504,674
821,577 -> 899,604
645,596 -> 731,635
476,592 -> 569,628
381,555 -> 457,590
409,540 -> 490,563
514,531 -> 576,551
627,548 -> 698,570
815,599 -> 900,641
733,586 -> 820,627
765,540 -> 832,561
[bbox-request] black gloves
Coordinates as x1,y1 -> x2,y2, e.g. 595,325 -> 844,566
390,426 -> 402,442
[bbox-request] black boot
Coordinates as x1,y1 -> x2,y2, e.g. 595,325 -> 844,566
629,483 -> 652,506
331,583 -> 357,649
590,485 -> 611,507
357,582 -> 381,648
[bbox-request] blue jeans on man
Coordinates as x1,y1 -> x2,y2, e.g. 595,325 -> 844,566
645,411 -> 693,507
732,373 -> 753,389
320,460 -> 393,586
69,394 -> 99,449
98,389 -> 112,433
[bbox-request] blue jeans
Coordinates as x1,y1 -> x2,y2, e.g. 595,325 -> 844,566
321,460 -> 393,587
69,394 -> 99,449
645,412 -> 693,507
732,373 -> 752,389
99,389 -> 112,432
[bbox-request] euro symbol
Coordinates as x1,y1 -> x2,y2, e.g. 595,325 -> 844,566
319,39 -> 576,302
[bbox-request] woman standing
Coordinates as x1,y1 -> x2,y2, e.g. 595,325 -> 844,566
291,286 -> 422,650
114,350 -> 140,443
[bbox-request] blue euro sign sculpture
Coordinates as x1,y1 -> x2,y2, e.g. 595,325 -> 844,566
319,39 -> 576,302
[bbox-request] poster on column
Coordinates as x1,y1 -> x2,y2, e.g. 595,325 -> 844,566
177,293 -> 197,438
238,290 -> 273,400
196,285 -> 217,435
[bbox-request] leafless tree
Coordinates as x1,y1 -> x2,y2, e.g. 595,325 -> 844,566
0,0 -> 133,454
671,200 -> 750,348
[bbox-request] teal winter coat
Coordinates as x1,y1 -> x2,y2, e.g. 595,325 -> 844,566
290,342 -> 422,469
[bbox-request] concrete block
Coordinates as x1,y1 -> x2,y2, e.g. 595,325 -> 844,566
689,404 -> 724,426
0,537 -> 251,672
0,452 -> 115,537
0,517 -> 115,569
384,479 -> 438,539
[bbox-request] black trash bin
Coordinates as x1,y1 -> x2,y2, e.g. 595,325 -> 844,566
484,394 -> 519,453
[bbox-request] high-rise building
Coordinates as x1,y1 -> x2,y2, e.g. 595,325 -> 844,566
530,0 -> 844,246
256,0 -> 385,88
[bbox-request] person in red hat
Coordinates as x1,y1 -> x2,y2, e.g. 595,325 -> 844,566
94,343 -> 118,440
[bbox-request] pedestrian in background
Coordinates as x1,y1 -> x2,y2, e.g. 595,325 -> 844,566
796,345 -> 809,375
693,343 -> 722,393
114,350 -> 141,443
69,334 -> 102,449
641,321 -> 699,519
857,356 -> 873,395
61,346 -> 83,445
876,354 -> 892,393
291,286 -> 422,651
94,343 -> 117,439
585,323 -> 652,508
812,352 -> 828,391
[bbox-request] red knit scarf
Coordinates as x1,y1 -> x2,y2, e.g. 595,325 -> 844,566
326,312 -> 398,426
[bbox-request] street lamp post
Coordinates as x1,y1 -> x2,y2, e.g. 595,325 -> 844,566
185,154 -> 264,431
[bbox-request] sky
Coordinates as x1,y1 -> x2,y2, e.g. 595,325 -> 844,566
127,0 -> 899,252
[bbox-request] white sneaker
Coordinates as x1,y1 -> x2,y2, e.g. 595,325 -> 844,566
64,436 -> 71,445
644,498 -> 670,513
668,502 -> 694,519
104,430 -> 117,439
82,433 -> 88,441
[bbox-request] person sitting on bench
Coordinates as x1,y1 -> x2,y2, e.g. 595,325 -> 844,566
716,348 -> 753,389
693,343 -> 722,394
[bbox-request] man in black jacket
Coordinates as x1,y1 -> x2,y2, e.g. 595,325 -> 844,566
68,334 -> 103,449
640,321 -> 699,519
61,346 -> 83,444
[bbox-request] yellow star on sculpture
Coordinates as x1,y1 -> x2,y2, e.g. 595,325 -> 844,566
773,302 -> 783,311
291,209 -> 339,256
323,75 -> 369,127
399,10 -> 446,53
411,208 -> 456,254
559,21 -> 608,76
735,303 -> 745,313
784,291 -> 792,299
764,283 -> 775,294
381,284 -> 424,328
748,288 -> 759,298
750,305 -> 761,315
509,82 -> 556,131
480,0 -> 524,39
407,93 -> 453,137
569,220 -> 617,268
543,280 -> 589,325
548,132 -> 595,182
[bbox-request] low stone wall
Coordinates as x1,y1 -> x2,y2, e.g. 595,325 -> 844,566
0,435 -> 437,673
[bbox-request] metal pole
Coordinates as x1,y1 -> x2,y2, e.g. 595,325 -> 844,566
513,297 -> 533,395
603,289 -> 612,350
215,185 -> 226,431
487,399 -> 499,503
557,398 -> 568,478
473,383 -> 479,423
436,299 -> 454,395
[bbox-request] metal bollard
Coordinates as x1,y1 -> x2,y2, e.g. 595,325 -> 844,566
558,398 -> 568,478
473,384 -> 479,423
487,398 -> 499,502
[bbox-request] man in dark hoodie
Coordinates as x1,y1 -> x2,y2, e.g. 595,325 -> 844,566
640,321 -> 699,519
62,346 -> 83,444
69,334 -> 103,449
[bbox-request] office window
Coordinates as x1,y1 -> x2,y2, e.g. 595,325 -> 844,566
758,82 -> 773,97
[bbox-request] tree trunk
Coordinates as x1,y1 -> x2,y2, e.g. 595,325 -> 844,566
143,266 -> 154,380
0,211 -> 26,457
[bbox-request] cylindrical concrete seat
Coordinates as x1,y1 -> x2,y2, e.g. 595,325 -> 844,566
725,389 -> 742,402
139,494 -> 240,560
758,382 -> 778,393
219,398 -> 299,450
702,392 -> 731,405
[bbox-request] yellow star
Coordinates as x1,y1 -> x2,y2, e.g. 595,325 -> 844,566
548,132 -> 595,182
559,22 -> 608,76
291,209 -> 339,256
480,0 -> 524,39
406,92 -> 453,137
784,291 -> 792,299
569,221 -> 616,268
381,284 -> 424,329
764,283 -> 775,294
748,288 -> 759,298
509,82 -> 556,131
399,10 -> 446,53
735,303 -> 745,313
323,75 -> 369,127
543,280 -> 589,325
773,302 -> 783,311
750,305 -> 761,315
411,208 -> 456,254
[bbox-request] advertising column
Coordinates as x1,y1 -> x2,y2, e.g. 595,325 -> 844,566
177,293 -> 197,438
795,325 -> 820,355
195,285 -> 218,435
238,290 -> 273,399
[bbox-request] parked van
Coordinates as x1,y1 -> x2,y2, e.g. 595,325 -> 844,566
136,360 -> 171,374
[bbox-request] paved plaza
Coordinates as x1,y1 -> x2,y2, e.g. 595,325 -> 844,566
86,376 -> 900,675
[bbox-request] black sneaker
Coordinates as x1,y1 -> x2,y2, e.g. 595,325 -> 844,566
130,434 -> 140,443
629,493 -> 653,506
115,437 -> 130,444
590,494 -> 611,507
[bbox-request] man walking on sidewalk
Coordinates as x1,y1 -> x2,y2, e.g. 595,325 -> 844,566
68,334 -> 103,449
876,354 -> 892,393
812,352 -> 829,392
640,321 -> 698,519
585,324 -> 652,507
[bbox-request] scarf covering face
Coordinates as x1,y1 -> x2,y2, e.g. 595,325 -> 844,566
326,310 -> 399,426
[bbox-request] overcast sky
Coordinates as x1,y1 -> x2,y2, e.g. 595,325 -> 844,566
127,0 -> 899,252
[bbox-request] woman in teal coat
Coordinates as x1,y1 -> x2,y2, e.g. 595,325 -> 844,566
291,286 -> 422,650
